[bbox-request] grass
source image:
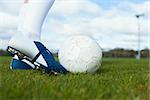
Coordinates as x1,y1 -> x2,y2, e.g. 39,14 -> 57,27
0,57 -> 149,100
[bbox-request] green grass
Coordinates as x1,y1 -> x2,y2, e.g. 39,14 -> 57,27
0,57 -> 149,100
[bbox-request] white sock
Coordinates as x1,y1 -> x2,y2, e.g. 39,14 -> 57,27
18,0 -> 55,40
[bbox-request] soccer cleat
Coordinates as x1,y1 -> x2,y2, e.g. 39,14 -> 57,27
34,41 -> 68,74
7,46 -> 44,71
7,41 -> 68,74
7,33 -> 68,74
10,55 -> 34,70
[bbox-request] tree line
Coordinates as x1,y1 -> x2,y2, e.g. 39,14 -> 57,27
0,48 -> 149,58
0,49 -> 10,56
103,48 -> 149,58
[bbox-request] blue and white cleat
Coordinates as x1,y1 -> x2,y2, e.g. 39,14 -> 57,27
34,41 -> 68,74
7,33 -> 68,74
10,55 -> 34,70
7,41 -> 68,74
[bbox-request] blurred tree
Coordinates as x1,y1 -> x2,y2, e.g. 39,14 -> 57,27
0,49 -> 10,56
141,48 -> 150,58
103,48 -> 149,58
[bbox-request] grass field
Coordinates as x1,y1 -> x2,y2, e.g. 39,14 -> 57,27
0,57 -> 149,100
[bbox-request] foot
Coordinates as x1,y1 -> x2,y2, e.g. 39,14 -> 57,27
10,55 -> 34,70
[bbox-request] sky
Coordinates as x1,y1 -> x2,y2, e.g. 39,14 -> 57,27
0,0 -> 149,51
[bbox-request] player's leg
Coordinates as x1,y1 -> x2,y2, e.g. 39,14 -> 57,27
9,0 -> 55,70
15,0 -> 55,64
18,0 -> 55,40
7,0 -> 67,74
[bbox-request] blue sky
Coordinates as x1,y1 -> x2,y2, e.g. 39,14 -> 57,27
0,0 -> 149,51
93,0 -> 121,9
93,0 -> 146,9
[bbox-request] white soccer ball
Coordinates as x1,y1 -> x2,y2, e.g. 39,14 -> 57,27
58,35 -> 102,73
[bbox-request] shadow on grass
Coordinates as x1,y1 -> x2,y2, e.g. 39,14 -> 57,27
95,67 -> 110,75
95,60 -> 113,74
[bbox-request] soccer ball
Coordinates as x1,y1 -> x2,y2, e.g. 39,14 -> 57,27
58,35 -> 102,73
